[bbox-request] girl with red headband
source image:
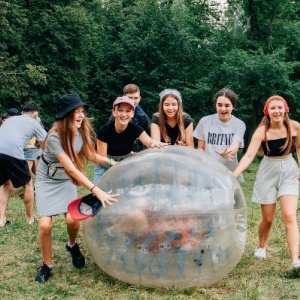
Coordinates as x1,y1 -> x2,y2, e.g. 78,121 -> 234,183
233,95 -> 300,270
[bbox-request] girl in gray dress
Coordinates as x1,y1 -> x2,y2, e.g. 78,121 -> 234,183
34,94 -> 118,283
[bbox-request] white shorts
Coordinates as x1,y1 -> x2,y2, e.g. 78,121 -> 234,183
252,154 -> 299,205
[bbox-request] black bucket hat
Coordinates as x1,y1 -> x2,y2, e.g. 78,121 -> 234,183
56,94 -> 89,120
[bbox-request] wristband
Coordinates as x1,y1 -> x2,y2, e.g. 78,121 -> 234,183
90,185 -> 96,192
107,159 -> 114,168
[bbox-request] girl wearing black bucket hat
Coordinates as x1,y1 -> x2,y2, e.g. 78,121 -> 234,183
34,94 -> 119,283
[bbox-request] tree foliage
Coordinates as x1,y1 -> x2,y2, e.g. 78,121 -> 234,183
0,0 -> 299,133
0,0 -> 46,111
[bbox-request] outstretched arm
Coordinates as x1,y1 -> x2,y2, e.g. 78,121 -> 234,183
139,131 -> 167,148
215,140 -> 241,161
233,126 -> 264,177
151,123 -> 161,142
216,120 -> 246,160
196,139 -> 205,152
179,123 -> 194,147
56,152 -> 118,207
84,140 -> 117,167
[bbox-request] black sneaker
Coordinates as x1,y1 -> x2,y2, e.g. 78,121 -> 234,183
35,263 -> 52,283
66,243 -> 85,268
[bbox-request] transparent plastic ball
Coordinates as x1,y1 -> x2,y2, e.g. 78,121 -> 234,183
83,146 -> 247,288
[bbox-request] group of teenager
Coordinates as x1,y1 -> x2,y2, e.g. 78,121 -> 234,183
0,83 -> 300,284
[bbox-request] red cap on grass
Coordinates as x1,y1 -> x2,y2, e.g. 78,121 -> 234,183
68,193 -> 102,221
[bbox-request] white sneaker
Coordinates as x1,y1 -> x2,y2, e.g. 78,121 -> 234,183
291,260 -> 300,270
27,218 -> 36,225
254,247 -> 266,259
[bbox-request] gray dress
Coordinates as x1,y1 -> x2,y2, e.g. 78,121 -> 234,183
35,131 -> 83,217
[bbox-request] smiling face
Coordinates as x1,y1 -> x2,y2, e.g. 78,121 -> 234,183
215,96 -> 234,123
73,106 -> 86,128
112,103 -> 134,126
267,99 -> 286,122
162,96 -> 179,120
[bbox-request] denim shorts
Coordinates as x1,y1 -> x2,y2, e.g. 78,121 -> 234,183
24,148 -> 42,161
93,154 -> 131,184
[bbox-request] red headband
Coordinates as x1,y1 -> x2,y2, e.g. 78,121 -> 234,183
263,95 -> 290,116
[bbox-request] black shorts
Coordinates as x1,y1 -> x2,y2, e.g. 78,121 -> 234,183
0,153 -> 31,187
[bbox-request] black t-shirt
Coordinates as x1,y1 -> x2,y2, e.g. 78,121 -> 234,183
151,113 -> 193,145
97,120 -> 144,156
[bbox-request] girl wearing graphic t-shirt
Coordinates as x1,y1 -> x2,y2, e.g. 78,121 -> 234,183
151,89 -> 194,147
93,96 -> 166,183
193,88 -> 246,182
233,95 -> 300,270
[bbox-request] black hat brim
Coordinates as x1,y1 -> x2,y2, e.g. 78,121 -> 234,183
56,102 -> 89,120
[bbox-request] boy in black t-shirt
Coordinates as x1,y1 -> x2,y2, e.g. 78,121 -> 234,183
109,84 -> 151,153
93,96 -> 166,183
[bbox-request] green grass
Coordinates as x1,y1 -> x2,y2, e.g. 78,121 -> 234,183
1,159 -> 300,300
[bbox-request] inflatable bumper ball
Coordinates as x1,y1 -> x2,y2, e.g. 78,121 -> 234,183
83,146 -> 247,288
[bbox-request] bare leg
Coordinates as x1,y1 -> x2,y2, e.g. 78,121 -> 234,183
0,180 -> 14,226
32,158 -> 40,175
65,213 -> 80,244
23,179 -> 34,223
258,204 -> 276,248
279,195 -> 299,261
38,216 -> 53,265
64,212 -> 85,269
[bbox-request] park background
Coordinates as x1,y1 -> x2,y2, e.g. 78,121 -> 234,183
1,0 -> 300,298
1,0 -> 300,138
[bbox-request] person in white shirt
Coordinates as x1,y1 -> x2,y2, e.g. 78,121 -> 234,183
0,102 -> 47,226
193,88 -> 246,182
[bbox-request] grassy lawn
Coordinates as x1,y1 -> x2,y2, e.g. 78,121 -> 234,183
1,158 -> 300,300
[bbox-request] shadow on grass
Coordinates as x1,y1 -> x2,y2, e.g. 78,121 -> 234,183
280,269 -> 300,279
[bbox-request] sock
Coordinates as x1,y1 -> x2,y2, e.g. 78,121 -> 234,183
43,263 -> 53,269
68,242 -> 76,248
